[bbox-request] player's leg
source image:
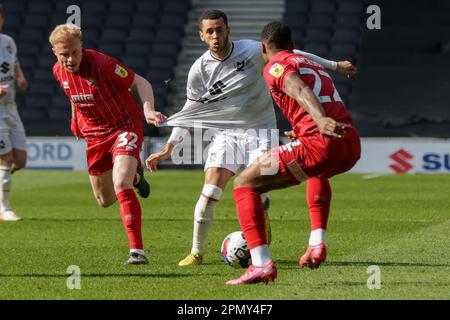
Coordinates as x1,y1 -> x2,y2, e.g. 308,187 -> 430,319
246,132 -> 275,246
179,166 -> 234,266
227,151 -> 293,285
112,154 -> 148,264
179,132 -> 240,266
299,176 -> 331,269
0,151 -> 21,221
11,148 -> 27,173
88,170 -> 116,208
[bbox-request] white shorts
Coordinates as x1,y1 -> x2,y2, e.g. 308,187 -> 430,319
0,107 -> 27,156
204,130 -> 274,174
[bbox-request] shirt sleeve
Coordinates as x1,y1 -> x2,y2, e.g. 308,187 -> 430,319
102,55 -> 136,89
186,60 -> 205,101
264,61 -> 298,93
293,49 -> 337,71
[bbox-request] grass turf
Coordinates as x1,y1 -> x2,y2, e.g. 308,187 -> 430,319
0,170 -> 448,299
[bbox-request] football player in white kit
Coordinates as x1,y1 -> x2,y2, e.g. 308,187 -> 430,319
146,10 -> 357,265
0,5 -> 29,221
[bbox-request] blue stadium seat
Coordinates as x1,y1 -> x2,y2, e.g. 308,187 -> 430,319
101,29 -> 128,42
303,42 -> 329,57
305,28 -> 332,43
98,42 -> 123,57
285,1 -> 309,14
128,29 -> 153,43
308,14 -> 334,28
135,1 -> 160,13
310,0 -> 336,14
28,1 -> 53,13
126,43 -> 152,56
335,13 -> 361,28
104,15 -> 131,28
132,15 -> 158,28
24,14 -> 49,28
332,28 -> 360,44
82,2 -> 108,14
108,2 -> 135,14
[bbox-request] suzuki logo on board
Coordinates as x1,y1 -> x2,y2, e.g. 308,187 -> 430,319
389,149 -> 414,174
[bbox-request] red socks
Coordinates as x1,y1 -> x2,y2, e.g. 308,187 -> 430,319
233,187 -> 267,249
116,189 -> 143,250
306,177 -> 331,230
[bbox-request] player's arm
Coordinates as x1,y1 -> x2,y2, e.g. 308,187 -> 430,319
131,74 -> 167,126
283,72 -> 346,138
70,103 -> 82,140
293,49 -> 357,77
145,63 -> 202,172
15,64 -> 28,91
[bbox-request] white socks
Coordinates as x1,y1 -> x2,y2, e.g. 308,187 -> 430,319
0,166 -> 12,212
309,228 -> 326,246
130,249 -> 145,256
250,245 -> 272,267
191,184 -> 223,255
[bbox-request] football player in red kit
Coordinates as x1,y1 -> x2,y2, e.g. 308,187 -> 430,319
227,21 -> 361,285
49,24 -> 166,264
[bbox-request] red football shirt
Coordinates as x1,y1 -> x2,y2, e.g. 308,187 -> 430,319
263,50 -> 357,139
53,49 -> 143,144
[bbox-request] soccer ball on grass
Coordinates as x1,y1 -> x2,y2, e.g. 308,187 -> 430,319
221,231 -> 251,268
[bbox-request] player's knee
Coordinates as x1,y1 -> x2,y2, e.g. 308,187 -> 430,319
113,179 -> 133,194
234,174 -> 251,189
96,195 -> 115,208
13,158 -> 27,170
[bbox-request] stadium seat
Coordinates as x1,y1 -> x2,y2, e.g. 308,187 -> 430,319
310,0 -> 336,14
33,69 -> 55,82
101,29 -> 128,42
308,14 -> 334,28
49,108 -> 71,120
126,43 -> 152,56
2,1 -> 26,14
330,43 -> 357,56
332,28 -> 360,44
337,0 -> 363,14
305,28 -> 332,43
303,42 -> 329,57
123,55 -> 148,74
159,14 -> 187,28
98,42 -> 123,57
3,14 -> 22,29
24,95 -> 50,109
19,108 -> 48,120
82,2 -> 108,14
82,14 -> 104,29
285,1 -> 309,14
162,0 -> 191,14
135,1 -> 161,13
108,2 -> 135,14
104,15 -> 131,28
128,29 -> 154,43
335,13 -> 361,28
151,42 -> 180,56
28,1 -> 53,13
132,15 -> 159,28
24,15 -> 49,28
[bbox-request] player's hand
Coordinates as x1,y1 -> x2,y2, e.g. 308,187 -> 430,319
336,61 -> 358,78
145,110 -> 167,127
316,117 -> 348,138
70,118 -> 82,140
284,130 -> 297,141
145,143 -> 174,172
0,84 -> 9,98
16,76 -> 28,91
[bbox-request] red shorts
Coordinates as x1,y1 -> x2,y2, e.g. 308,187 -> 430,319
86,127 -> 143,176
273,129 -> 361,185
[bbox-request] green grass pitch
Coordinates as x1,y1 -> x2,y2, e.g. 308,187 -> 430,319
0,170 -> 448,299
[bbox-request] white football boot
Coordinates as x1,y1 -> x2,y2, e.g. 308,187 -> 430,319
0,210 -> 22,221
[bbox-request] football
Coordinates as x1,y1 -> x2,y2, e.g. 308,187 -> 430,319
221,231 -> 252,268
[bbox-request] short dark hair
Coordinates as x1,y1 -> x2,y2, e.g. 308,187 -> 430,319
261,21 -> 293,50
198,9 -> 228,30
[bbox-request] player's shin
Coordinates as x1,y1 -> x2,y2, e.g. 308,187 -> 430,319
191,184 -> 222,255
0,166 -> 12,212
306,177 -> 331,245
234,187 -> 272,266
116,189 -> 143,251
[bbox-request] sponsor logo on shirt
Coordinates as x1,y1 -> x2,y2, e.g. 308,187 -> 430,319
0,62 -> 10,74
269,63 -> 284,78
114,65 -> 128,78
71,93 -> 95,103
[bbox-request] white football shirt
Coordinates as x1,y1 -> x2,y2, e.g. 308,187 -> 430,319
0,34 -> 19,109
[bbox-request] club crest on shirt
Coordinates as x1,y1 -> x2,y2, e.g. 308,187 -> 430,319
269,63 -> 284,78
87,77 -> 96,88
63,81 -> 70,89
114,64 -> 128,78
